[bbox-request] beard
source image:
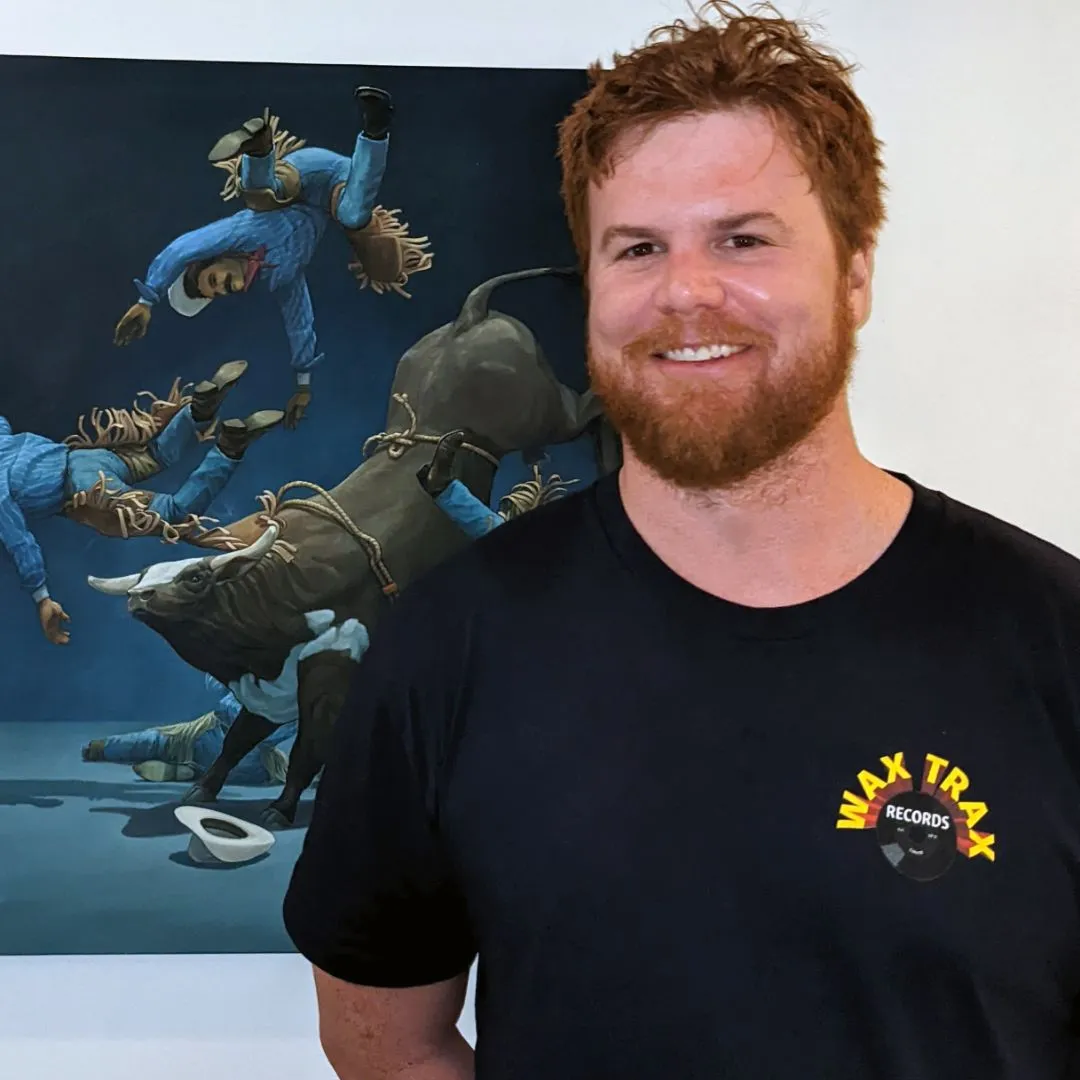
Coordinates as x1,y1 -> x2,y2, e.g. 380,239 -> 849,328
587,288 -> 857,491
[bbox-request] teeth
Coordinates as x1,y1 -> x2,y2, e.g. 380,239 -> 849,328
661,343 -> 749,362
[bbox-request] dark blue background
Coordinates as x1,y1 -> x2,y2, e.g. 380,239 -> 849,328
0,54 -> 594,725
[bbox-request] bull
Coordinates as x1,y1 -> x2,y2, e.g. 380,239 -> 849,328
86,266 -> 614,828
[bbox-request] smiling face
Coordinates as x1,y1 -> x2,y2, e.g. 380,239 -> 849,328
585,105 -> 872,489
196,257 -> 247,298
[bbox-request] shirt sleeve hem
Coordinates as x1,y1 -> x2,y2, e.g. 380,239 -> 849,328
291,941 -> 477,989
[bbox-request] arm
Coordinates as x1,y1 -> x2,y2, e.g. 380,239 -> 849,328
314,968 -> 473,1080
0,470 -> 49,602
434,480 -> 503,539
217,691 -> 243,723
276,274 -> 324,389
282,588 -> 477,1078
134,219 -> 236,307
0,471 -> 68,642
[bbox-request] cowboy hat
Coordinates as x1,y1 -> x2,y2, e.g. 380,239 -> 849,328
167,273 -> 212,318
174,805 -> 275,865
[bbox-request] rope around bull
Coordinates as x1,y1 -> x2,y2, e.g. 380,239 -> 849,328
266,387 -> 506,599
257,480 -> 400,599
362,393 -> 500,465
178,394 -> 503,599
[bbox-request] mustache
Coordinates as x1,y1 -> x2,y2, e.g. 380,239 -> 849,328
624,314 -> 774,356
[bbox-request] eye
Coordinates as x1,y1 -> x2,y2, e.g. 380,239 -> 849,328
723,234 -> 767,249
616,241 -> 660,260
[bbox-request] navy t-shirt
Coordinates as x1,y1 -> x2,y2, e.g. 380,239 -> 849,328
283,469 -> 1080,1079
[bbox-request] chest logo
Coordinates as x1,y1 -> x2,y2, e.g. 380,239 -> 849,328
835,751 -> 994,882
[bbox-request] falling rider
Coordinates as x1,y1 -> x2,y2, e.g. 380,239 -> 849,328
113,87 -> 432,429
0,360 -> 281,645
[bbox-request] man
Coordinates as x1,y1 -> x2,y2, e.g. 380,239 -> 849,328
113,87 -> 423,429
281,4 -> 1080,1078
82,678 -> 296,786
1,359 -> 281,645
418,429 -> 578,538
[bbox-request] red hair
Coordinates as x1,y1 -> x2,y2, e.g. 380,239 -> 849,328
556,0 -> 887,271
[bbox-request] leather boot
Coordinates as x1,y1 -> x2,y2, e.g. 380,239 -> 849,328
208,107 -> 273,162
354,86 -> 394,140
191,359 -> 249,423
82,739 -> 106,762
418,429 -> 467,496
217,410 -> 285,460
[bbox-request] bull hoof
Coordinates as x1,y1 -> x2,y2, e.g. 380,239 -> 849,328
260,806 -> 293,830
179,782 -> 218,806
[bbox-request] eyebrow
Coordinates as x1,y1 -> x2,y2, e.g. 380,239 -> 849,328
599,211 -> 791,252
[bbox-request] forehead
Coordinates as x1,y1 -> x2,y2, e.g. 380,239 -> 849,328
139,556 -> 205,589
590,106 -> 813,227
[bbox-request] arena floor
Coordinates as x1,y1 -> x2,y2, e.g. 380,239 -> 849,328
0,719 -> 313,955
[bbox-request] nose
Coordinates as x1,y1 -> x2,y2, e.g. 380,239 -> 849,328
655,246 -> 728,315
128,587 -> 155,608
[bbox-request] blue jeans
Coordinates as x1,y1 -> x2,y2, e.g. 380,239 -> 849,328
241,136 -> 389,229
98,702 -> 297,786
435,479 -> 505,539
64,404 -> 238,522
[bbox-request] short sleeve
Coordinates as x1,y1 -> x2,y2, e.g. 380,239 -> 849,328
281,589 -> 477,988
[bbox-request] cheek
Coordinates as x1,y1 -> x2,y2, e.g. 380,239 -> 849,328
587,268 -> 656,346
726,270 -> 834,344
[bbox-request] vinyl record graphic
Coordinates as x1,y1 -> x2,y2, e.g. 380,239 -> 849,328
876,790 -> 957,882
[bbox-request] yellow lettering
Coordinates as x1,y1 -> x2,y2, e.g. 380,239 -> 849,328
968,830 -> 996,861
858,770 -> 886,801
940,766 -> 970,801
880,752 -> 912,784
959,801 -> 988,829
924,753 -> 950,786
835,791 -> 871,829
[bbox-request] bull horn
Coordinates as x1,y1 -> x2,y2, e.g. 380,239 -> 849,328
209,521 -> 281,571
87,572 -> 142,596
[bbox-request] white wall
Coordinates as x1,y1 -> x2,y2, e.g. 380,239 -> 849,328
1,0 -> 1078,1075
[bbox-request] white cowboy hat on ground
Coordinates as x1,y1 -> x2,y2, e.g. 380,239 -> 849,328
174,805 -> 275,865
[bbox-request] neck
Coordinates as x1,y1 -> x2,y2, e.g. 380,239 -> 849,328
616,399 -> 913,607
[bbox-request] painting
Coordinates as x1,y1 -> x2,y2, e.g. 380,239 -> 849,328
0,53 -> 613,954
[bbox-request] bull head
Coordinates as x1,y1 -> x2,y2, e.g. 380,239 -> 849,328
87,522 -> 280,617
86,522 -> 298,686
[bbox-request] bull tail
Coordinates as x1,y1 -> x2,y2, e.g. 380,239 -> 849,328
451,266 -> 580,334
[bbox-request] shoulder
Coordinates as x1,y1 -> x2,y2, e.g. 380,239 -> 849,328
365,479 -> 606,653
421,477 -> 604,600
920,477 -> 1080,613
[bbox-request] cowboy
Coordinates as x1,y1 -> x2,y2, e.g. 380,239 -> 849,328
113,87 -> 428,430
0,360 -> 281,645
81,678 -> 298,787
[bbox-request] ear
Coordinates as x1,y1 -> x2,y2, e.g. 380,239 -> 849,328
847,246 -> 875,330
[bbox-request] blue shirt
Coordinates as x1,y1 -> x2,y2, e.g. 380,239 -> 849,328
0,417 -> 69,599
134,204 -> 329,374
435,479 -> 505,539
